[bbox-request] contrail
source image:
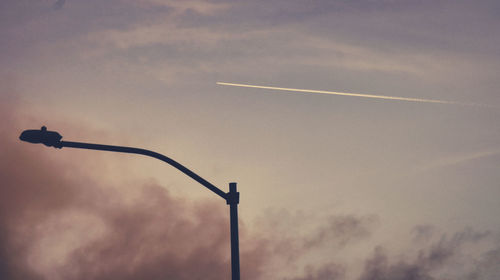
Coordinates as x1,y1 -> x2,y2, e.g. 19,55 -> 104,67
217,82 -> 478,106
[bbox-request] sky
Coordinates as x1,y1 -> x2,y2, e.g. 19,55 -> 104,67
1,0 -> 500,279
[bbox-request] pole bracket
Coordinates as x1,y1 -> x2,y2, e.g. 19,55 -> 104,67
226,182 -> 240,205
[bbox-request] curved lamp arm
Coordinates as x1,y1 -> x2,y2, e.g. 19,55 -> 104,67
62,141 -> 228,200
20,126 -> 228,200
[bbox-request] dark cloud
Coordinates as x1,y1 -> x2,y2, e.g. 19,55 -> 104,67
412,225 -> 435,243
359,228 -> 496,280
253,209 -> 378,267
285,263 -> 345,280
469,248 -> 500,279
53,0 -> 66,10
303,215 -> 378,250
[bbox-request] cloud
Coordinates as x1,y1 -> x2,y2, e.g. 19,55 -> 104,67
53,0 -> 66,10
4,0 -> 500,100
469,248 -> 500,279
303,215 -> 378,250
358,228 -> 497,280
412,225 -> 435,243
285,263 -> 345,280
251,208 -> 378,278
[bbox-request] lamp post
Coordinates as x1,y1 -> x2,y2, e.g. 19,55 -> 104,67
19,126 -> 241,280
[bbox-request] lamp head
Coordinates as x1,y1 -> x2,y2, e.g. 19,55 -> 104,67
19,126 -> 63,148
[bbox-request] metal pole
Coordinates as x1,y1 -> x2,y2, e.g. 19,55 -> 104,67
227,182 -> 240,280
60,141 -> 227,199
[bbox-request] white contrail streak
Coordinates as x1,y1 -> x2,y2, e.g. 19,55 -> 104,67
217,82 -> 464,105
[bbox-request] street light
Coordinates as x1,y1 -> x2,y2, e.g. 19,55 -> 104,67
19,126 -> 241,280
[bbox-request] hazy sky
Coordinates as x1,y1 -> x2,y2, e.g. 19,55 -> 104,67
2,1 -> 500,279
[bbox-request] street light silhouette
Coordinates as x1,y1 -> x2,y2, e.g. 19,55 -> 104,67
19,126 -> 241,280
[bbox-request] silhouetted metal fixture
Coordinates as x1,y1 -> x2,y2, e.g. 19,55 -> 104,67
20,126 -> 241,280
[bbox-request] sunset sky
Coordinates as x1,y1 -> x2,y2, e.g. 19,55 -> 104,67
2,1 -> 500,279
